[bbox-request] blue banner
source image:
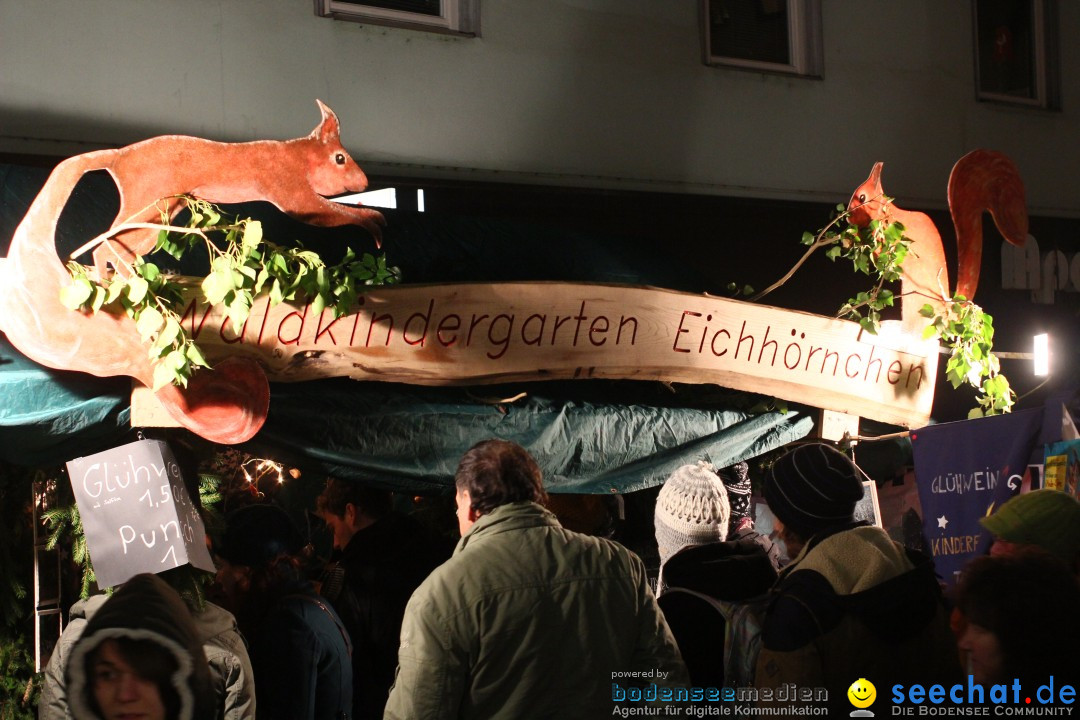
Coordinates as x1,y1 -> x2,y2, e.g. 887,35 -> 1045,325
910,409 -> 1042,593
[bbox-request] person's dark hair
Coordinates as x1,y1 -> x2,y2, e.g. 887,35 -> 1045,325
316,477 -> 393,520
84,637 -> 182,720
455,439 -> 548,515
216,504 -> 306,570
957,550 -> 1080,682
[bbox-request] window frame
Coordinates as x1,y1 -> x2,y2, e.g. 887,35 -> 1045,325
314,0 -> 479,37
700,0 -> 824,78
972,0 -> 1060,110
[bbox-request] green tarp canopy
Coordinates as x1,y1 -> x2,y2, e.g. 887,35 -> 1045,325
0,162 -> 812,491
256,380 -> 812,494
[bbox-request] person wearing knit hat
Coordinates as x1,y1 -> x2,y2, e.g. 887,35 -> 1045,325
215,503 -> 307,570
763,442 -> 865,543
980,489 -> 1080,571
719,461 -> 753,539
754,443 -> 960,712
655,459 -> 781,688
654,461 -> 731,570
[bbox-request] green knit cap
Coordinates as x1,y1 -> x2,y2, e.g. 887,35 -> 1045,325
980,489 -> 1080,563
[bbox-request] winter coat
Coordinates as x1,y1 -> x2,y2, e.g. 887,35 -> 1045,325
383,501 -> 688,720
64,573 -> 216,720
754,523 -> 961,715
39,591 -> 255,720
658,528 -> 781,687
248,582 -> 353,720
319,513 -> 447,720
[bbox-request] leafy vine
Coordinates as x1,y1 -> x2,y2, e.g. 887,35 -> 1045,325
61,196 -> 400,390
755,199 -> 1014,417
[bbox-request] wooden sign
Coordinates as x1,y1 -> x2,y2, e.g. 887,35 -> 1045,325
134,281 -> 939,428
65,439 -> 215,589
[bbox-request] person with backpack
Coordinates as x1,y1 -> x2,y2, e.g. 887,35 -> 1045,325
654,461 -> 781,688
754,443 -> 960,714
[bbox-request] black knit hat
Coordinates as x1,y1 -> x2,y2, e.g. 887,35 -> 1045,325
763,443 -> 864,539
217,504 -> 305,569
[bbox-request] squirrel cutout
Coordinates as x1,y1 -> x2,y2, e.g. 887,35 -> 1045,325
0,101 -> 384,444
846,149 -> 1028,333
92,99 -> 384,277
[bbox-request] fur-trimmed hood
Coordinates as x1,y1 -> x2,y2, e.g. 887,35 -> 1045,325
65,573 -> 214,720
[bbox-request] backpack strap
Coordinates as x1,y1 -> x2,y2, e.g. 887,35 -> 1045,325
662,587 -> 767,688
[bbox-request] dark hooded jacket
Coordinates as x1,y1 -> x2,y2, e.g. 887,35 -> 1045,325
754,524 -> 960,715
658,527 -> 781,687
39,592 -> 254,720
65,573 -> 215,720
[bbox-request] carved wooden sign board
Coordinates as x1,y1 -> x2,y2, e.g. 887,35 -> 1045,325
130,281 -> 940,429
2,102 -> 1023,444
65,439 -> 216,589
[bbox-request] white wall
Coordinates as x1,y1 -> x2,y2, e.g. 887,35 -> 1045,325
2,0 -> 1078,215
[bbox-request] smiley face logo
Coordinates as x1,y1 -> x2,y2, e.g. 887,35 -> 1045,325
847,678 -> 876,709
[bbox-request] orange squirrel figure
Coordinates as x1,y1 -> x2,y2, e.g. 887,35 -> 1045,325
92,99 -> 384,277
0,101 -> 383,444
846,150 -> 1027,333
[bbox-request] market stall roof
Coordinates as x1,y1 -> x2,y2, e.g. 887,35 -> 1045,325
0,161 -> 813,488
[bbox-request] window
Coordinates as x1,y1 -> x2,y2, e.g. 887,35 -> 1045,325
314,0 -> 479,37
973,0 -> 1060,109
700,0 -> 823,77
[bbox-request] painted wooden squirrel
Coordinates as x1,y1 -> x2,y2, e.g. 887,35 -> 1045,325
846,150 -> 1028,333
92,99 -> 384,277
0,101 -> 383,444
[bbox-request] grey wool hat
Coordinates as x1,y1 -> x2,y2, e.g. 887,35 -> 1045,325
654,461 -> 731,567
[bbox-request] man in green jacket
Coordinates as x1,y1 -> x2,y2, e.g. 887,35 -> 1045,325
384,439 -> 688,719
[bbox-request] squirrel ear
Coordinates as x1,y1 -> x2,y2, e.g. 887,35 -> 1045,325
313,100 -> 341,143
868,162 -> 883,191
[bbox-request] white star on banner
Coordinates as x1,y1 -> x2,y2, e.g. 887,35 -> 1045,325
937,515 -> 949,530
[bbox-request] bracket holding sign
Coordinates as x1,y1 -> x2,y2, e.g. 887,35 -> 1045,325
65,439 -> 215,589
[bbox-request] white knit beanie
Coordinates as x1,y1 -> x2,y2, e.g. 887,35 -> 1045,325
654,461 -> 731,568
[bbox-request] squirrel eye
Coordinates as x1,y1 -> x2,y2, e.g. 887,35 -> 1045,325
858,193 -> 867,203
334,153 -> 346,165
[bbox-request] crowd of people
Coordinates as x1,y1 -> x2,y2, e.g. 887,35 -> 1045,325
42,440 -> 1080,720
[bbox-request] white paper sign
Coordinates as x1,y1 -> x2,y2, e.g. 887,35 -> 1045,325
65,439 -> 215,588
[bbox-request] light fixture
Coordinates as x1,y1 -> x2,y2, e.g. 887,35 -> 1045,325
1033,333 -> 1050,376
984,333 -> 1052,377
332,188 -> 397,209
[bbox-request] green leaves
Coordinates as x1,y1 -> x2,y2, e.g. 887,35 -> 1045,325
811,209 -> 912,340
725,281 -> 755,298
59,272 -> 94,309
61,196 -> 400,390
793,203 -> 1015,417
922,293 -> 1014,416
